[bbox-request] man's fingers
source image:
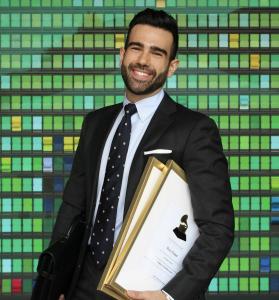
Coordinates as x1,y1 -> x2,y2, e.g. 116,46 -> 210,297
58,295 -> 65,300
127,290 -> 166,300
127,290 -> 146,299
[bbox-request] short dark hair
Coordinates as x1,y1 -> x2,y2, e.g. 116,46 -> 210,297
125,8 -> 178,61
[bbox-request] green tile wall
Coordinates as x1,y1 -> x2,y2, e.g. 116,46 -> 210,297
0,0 -> 278,297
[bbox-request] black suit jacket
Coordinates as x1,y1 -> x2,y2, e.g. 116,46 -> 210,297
51,93 -> 234,300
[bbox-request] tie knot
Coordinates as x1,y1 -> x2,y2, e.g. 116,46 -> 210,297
124,104 -> 137,116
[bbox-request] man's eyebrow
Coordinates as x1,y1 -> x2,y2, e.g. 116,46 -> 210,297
127,42 -> 144,48
150,46 -> 168,56
127,42 -> 168,56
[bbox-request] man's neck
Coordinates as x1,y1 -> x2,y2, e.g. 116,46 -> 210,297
125,88 -> 162,103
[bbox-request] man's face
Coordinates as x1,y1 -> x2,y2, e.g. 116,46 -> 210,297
120,24 -> 179,101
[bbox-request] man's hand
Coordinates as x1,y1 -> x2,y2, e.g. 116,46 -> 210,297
127,290 -> 166,300
58,295 -> 65,300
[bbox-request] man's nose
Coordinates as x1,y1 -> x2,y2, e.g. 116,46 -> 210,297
137,50 -> 150,66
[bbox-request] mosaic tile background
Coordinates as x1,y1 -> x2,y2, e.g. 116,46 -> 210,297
0,0 -> 278,298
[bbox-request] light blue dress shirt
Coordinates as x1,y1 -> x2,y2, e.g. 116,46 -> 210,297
92,89 -> 164,242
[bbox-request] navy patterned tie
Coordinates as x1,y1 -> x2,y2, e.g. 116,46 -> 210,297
90,103 -> 137,268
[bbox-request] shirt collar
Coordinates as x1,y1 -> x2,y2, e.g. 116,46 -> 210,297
123,89 -> 164,122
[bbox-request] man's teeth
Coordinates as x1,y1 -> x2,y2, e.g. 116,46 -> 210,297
134,70 -> 150,76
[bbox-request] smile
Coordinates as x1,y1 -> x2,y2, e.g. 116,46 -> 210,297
131,68 -> 154,81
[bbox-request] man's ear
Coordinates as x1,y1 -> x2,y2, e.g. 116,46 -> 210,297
167,59 -> 179,77
119,48 -> 125,65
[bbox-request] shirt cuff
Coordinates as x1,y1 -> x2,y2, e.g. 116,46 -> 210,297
162,290 -> 175,300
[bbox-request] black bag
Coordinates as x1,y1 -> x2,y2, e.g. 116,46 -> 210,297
31,218 -> 86,300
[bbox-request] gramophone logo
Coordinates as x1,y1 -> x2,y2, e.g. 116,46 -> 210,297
173,215 -> 188,241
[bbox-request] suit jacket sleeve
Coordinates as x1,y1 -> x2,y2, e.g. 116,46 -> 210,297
163,116 -> 234,300
50,114 -> 88,244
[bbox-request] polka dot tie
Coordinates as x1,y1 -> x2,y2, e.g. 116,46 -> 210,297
90,103 -> 137,268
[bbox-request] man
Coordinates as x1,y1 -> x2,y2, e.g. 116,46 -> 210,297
53,8 -> 234,300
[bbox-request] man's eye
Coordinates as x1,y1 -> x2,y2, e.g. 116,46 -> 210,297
153,52 -> 163,57
131,47 -> 140,51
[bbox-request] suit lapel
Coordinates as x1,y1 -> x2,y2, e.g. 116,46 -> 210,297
124,93 -> 177,214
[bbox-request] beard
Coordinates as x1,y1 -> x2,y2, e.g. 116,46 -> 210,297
121,62 -> 169,96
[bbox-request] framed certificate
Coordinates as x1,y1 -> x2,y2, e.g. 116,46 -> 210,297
98,158 -> 199,299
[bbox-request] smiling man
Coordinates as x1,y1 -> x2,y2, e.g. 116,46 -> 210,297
120,24 -> 178,100
51,8 -> 234,300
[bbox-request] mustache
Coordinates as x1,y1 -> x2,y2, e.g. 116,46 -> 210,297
128,63 -> 155,76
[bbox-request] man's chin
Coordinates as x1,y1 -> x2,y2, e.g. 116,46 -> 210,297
126,84 -> 154,95
127,87 -> 155,96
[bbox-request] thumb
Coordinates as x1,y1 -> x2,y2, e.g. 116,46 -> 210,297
58,295 -> 65,300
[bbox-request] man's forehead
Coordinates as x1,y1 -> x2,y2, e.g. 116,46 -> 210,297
128,24 -> 173,52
